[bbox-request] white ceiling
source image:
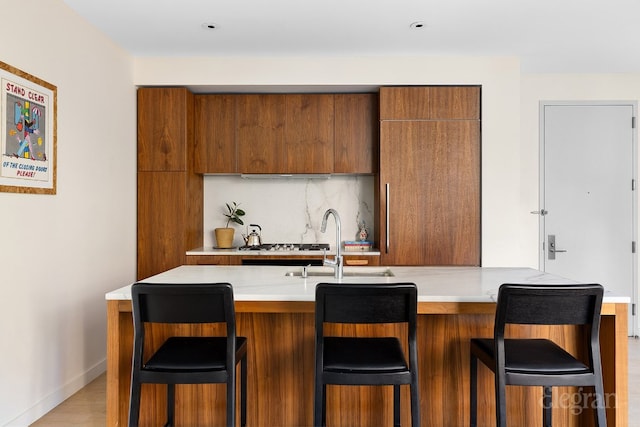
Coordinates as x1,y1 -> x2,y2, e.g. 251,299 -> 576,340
63,0 -> 640,73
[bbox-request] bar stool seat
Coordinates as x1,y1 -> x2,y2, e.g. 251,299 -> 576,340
471,338 -> 591,374
323,337 -> 408,373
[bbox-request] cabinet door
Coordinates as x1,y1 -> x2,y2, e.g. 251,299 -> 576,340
138,88 -> 192,171
379,86 -> 480,120
334,94 -> 378,173
343,255 -> 380,266
194,95 -> 236,173
237,94 -> 285,173
379,120 -> 480,266
284,94 -> 334,173
137,171 -> 203,279
138,172 -> 187,279
186,255 -> 234,265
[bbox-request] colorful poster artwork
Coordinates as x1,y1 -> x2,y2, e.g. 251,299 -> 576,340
0,62 -> 56,194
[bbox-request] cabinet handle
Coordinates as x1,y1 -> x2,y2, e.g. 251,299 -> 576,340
385,183 -> 390,253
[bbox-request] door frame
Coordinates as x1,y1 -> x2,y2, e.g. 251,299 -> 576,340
538,100 -> 638,335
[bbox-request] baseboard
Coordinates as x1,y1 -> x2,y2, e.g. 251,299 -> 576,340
3,359 -> 106,427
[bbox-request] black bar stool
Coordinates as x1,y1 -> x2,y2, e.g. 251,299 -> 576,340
314,282 -> 420,427
129,282 -> 247,427
470,283 -> 606,427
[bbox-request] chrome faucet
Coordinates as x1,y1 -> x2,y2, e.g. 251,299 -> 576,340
321,208 -> 343,279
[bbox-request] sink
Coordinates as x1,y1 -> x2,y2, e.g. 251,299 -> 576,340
285,267 -> 394,278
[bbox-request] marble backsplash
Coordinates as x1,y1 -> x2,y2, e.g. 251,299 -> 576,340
203,175 -> 375,249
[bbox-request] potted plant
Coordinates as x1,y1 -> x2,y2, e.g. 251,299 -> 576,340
214,202 -> 245,248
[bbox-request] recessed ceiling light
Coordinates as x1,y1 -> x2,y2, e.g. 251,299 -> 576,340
202,22 -> 218,30
410,21 -> 425,29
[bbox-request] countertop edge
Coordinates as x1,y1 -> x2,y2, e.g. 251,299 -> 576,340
106,265 -> 631,304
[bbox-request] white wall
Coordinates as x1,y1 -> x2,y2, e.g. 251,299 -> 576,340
135,55 -> 524,266
0,1 -> 136,425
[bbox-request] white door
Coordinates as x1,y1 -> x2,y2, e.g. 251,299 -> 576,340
540,101 -> 637,334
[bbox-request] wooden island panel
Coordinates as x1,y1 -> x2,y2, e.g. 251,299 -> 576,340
107,300 -> 627,426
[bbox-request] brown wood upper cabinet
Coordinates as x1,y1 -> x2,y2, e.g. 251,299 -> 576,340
195,93 -> 377,174
138,87 -> 192,171
379,86 -> 480,120
194,95 -> 237,173
334,94 -> 378,174
237,94 -> 285,173
236,94 -> 336,174
283,94 -> 334,173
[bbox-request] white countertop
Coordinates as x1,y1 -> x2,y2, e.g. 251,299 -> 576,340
186,246 -> 381,256
105,265 -> 630,303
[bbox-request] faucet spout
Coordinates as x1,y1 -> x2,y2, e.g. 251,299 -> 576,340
321,209 -> 343,279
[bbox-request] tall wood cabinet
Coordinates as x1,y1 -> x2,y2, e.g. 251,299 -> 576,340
379,86 -> 481,266
137,88 -> 203,280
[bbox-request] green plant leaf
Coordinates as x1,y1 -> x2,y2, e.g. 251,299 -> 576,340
221,201 -> 246,227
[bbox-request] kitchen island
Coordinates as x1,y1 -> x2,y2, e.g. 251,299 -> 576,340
106,265 -> 628,426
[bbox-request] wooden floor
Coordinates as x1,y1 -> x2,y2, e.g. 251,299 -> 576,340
30,373 -> 106,427
629,337 -> 640,422
30,338 -> 640,426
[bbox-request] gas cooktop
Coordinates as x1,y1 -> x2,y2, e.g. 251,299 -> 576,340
238,243 -> 330,251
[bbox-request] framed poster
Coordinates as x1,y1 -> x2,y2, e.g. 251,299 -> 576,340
0,61 -> 56,194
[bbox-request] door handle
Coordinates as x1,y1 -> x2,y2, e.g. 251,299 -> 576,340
547,234 -> 567,260
385,183 -> 390,254
530,209 -> 548,216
